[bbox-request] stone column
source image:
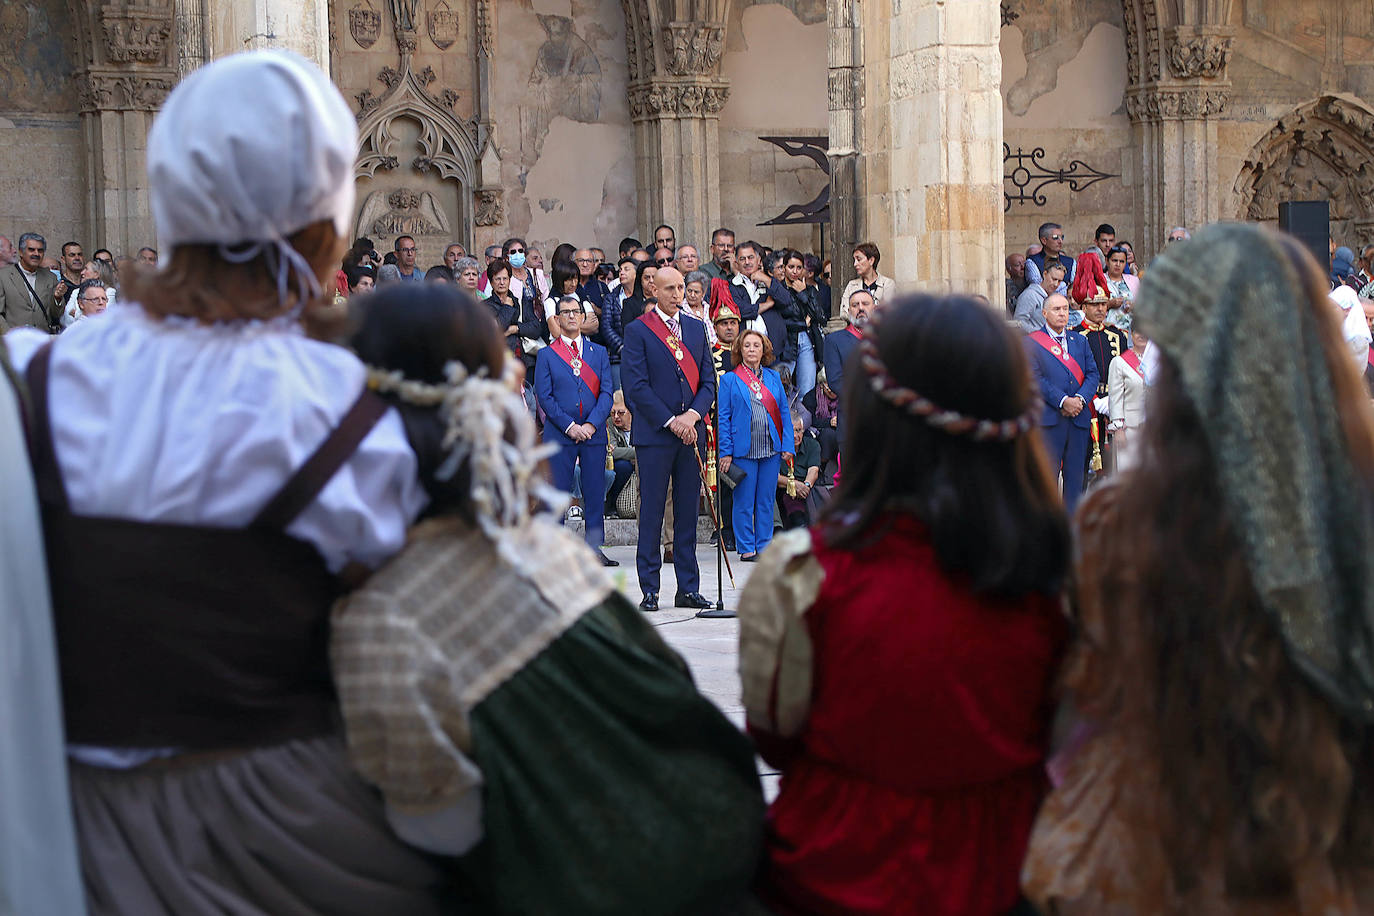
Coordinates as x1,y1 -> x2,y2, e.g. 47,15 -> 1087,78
1121,4 -> 1233,259
825,0 -> 863,325
843,0 -> 1005,306
623,0 -> 730,246
211,0 -> 331,71
70,1 -> 178,255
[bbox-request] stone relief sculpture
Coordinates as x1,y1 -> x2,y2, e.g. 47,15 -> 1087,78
427,0 -> 457,49
525,14 -> 601,152
1235,96 -> 1374,244
389,0 -> 418,33
356,187 -> 452,237
349,0 -> 381,48
1002,0 -> 1124,116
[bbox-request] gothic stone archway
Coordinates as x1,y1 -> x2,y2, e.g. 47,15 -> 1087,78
1234,95 -> 1374,248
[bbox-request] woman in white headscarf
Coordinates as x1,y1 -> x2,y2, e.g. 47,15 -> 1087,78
4,52 -> 446,915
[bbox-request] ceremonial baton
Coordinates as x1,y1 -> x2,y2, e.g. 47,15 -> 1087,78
694,448 -> 736,590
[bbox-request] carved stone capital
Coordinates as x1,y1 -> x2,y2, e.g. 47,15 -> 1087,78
660,21 -> 725,76
628,81 -> 729,120
474,188 -> 504,226
101,4 -> 174,64
77,69 -> 175,113
1125,86 -> 1228,123
1166,32 -> 1233,80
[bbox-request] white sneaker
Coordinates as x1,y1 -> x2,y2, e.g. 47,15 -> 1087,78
567,506 -> 584,521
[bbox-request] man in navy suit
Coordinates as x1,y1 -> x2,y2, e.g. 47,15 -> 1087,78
822,287 -> 875,404
1026,293 -> 1100,513
621,266 -> 717,611
535,295 -> 618,566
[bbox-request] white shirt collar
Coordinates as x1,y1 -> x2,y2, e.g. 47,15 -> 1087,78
655,305 -> 679,325
560,334 -> 581,348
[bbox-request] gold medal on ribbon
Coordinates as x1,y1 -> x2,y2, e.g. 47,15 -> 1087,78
571,357 -> 582,375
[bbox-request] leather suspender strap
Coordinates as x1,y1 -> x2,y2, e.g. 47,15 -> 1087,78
251,390 -> 391,530
22,342 -> 70,511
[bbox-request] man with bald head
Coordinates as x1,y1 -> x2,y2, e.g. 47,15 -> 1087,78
1025,293 -> 1098,512
575,247 -> 610,309
0,236 -> 15,269
620,264 -> 716,611
1005,252 -> 1027,314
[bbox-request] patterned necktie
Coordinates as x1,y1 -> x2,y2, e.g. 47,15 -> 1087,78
573,338 -> 580,358
667,315 -> 680,340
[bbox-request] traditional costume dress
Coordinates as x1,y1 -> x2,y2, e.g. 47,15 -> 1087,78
331,357 -> 765,916
9,52 -> 449,915
741,523 -> 1067,916
0,343 -> 86,916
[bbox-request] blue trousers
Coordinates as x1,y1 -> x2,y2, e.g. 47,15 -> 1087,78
636,442 -> 701,595
1040,420 -> 1089,514
549,439 -> 606,548
795,333 -> 816,397
730,453 -> 781,557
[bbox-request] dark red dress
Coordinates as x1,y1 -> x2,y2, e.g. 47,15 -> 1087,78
750,517 -> 1067,916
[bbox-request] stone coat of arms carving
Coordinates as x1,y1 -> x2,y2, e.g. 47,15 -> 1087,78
350,0 -> 382,48
428,0 -> 458,50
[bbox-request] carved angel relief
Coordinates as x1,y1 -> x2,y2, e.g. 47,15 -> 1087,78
357,187 -> 452,238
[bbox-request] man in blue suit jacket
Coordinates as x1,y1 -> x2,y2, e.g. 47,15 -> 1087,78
1026,293 -> 1100,513
821,288 -> 875,404
621,267 -> 717,611
535,296 -> 617,566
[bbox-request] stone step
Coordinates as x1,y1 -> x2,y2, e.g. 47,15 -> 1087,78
568,514 -> 716,546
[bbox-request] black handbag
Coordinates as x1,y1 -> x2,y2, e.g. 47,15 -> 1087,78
720,461 -> 747,490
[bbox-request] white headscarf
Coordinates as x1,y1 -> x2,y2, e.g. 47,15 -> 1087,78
1330,285 -> 1371,366
146,50 -> 357,310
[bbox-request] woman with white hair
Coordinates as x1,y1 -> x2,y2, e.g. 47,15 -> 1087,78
6,52 -> 445,914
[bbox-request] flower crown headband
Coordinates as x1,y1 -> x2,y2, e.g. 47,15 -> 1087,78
365,360 -> 564,559
857,324 -> 1039,443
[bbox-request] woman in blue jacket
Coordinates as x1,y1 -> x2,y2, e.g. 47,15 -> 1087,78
718,329 -> 793,561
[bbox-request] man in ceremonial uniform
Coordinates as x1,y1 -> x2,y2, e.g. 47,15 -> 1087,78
710,298 -> 741,551
1026,294 -> 1099,512
622,266 -> 717,611
1076,297 -> 1129,475
535,294 -> 618,566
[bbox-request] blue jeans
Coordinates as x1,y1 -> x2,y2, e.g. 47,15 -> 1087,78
610,362 -> 622,392
730,453 -> 781,557
794,333 -> 816,397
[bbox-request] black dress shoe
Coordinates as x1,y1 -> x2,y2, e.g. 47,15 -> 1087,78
723,535 -> 736,552
662,546 -> 674,564
596,550 -> 619,567
674,591 -> 712,609
739,553 -> 758,562
639,592 -> 659,612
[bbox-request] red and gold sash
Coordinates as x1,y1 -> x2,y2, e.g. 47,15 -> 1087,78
1030,329 -> 1085,385
642,309 -> 700,394
550,338 -> 600,400
734,364 -> 785,444
1121,348 -> 1144,379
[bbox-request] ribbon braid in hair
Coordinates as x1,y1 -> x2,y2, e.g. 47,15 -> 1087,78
857,335 -> 1038,443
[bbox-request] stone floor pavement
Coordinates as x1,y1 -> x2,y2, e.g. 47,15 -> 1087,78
601,542 -> 780,799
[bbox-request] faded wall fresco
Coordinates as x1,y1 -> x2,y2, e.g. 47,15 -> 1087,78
491,0 -> 634,256
719,3 -> 828,254
0,0 -> 77,113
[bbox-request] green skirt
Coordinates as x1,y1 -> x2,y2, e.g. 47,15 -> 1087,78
456,594 -> 765,915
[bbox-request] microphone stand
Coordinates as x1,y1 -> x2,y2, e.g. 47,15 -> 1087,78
695,375 -> 735,618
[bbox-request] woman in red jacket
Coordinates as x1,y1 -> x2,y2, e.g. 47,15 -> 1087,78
740,293 -> 1069,916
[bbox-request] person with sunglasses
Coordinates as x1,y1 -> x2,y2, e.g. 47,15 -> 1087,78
1025,222 -> 1076,295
